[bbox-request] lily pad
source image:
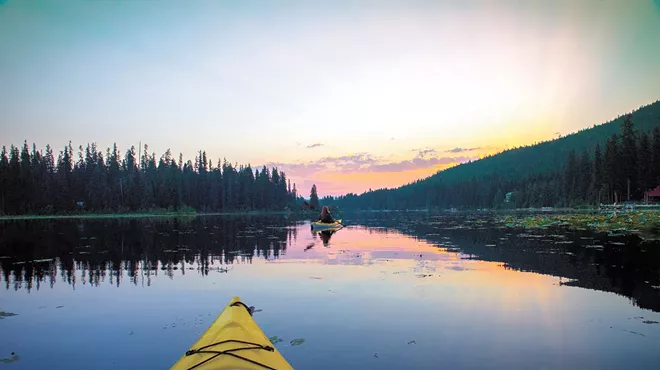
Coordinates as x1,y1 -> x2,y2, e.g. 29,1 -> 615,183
1,353 -> 19,364
289,338 -> 305,346
0,312 -> 17,319
268,336 -> 283,344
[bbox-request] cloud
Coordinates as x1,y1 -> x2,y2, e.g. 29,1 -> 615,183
444,147 -> 481,153
305,142 -> 323,148
318,153 -> 379,167
366,155 -> 476,173
411,148 -> 436,158
265,153 -> 379,177
266,152 -> 477,178
263,151 -> 481,196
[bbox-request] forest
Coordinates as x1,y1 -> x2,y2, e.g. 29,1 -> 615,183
3,101 -> 660,215
323,100 -> 660,210
0,143 -> 300,215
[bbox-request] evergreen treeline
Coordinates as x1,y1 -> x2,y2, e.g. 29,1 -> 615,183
0,142 -> 300,215
324,106 -> 660,210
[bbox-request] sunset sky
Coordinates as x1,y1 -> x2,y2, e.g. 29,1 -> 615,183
2,0 -> 660,196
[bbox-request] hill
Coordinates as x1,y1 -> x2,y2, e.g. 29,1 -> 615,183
324,99 -> 660,210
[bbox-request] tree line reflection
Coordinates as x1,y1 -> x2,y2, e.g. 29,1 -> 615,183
2,213 -> 659,313
0,216 -> 299,291
347,212 -> 660,313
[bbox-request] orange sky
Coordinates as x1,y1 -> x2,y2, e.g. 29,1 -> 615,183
271,139 -> 536,197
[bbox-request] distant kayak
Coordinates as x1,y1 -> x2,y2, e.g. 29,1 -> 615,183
310,219 -> 343,230
170,296 -> 293,370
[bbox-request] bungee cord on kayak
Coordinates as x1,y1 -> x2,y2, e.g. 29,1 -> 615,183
182,301 -> 276,370
171,296 -> 294,370
184,340 -> 277,370
230,301 -> 256,316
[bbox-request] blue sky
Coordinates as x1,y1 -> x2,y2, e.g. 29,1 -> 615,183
1,0 -> 660,195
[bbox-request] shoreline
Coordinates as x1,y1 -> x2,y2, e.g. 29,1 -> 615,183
0,210 -> 315,221
3,207 -> 660,222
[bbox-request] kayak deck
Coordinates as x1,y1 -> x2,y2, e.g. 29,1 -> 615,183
170,296 -> 293,370
310,219 -> 342,229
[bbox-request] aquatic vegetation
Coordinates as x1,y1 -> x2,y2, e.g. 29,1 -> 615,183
496,212 -> 660,236
0,312 -> 17,319
268,336 -> 283,345
1,353 -> 19,364
289,338 -> 305,346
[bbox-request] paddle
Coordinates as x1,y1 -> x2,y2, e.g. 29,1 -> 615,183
303,201 -> 317,210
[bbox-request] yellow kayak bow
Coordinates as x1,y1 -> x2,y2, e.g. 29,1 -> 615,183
171,296 -> 294,370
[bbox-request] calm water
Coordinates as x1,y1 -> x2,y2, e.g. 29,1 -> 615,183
1,212 -> 660,369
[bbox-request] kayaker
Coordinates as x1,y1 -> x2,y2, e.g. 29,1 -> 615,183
318,206 -> 335,223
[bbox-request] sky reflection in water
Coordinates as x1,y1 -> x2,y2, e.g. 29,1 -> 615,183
0,216 -> 659,369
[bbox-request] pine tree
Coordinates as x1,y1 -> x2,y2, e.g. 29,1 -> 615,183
492,188 -> 503,208
55,143 -> 74,211
563,150 -> 578,205
0,146 -> 8,214
620,114 -> 638,200
604,135 -> 622,203
652,127 -> 660,187
638,132 -> 652,198
310,184 -> 320,209
578,150 -> 592,204
278,171 -> 288,209
271,168 -> 281,208
592,144 -> 603,204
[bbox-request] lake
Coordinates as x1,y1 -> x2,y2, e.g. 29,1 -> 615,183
1,212 -> 660,369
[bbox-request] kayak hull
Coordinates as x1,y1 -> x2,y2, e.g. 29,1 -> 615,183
170,296 -> 293,370
311,219 -> 342,230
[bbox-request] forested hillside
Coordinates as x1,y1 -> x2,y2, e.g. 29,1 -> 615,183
3,101 -> 660,215
0,143 -> 299,215
323,100 -> 660,210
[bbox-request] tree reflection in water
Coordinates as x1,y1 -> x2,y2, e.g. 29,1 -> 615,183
1,212 -> 660,313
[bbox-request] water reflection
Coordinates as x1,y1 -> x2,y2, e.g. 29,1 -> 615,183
2,214 -> 660,370
0,217 -> 301,291
343,212 -> 660,313
1,213 -> 660,313
315,229 -> 336,246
